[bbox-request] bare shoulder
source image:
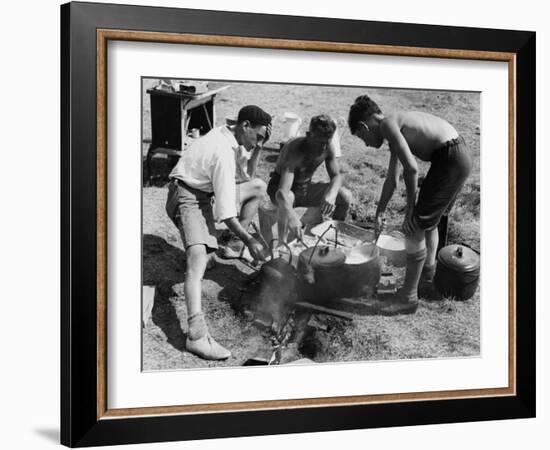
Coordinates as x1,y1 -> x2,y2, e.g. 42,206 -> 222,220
389,111 -> 426,127
278,137 -> 306,168
379,114 -> 403,137
285,136 -> 306,152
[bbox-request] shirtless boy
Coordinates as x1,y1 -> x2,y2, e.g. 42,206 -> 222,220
267,114 -> 352,241
348,95 -> 472,314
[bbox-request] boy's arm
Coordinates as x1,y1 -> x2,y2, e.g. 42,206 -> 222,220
211,151 -> 264,259
276,166 -> 301,224
379,118 -> 419,235
375,151 -> 399,224
247,146 -> 261,178
322,147 -> 343,217
223,217 -> 265,261
275,148 -> 303,238
247,123 -> 272,178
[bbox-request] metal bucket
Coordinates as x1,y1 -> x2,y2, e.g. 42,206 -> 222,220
376,231 -> 406,267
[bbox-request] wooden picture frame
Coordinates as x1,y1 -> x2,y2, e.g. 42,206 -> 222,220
61,1 -> 535,447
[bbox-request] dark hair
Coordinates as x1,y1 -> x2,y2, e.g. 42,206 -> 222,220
348,95 -> 382,134
237,105 -> 272,128
308,114 -> 337,138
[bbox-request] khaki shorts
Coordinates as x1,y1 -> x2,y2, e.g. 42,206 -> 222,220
165,179 -> 218,252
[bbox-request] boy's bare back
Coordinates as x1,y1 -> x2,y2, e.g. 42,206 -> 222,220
383,111 -> 458,161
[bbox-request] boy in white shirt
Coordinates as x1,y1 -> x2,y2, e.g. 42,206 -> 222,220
166,105 -> 271,359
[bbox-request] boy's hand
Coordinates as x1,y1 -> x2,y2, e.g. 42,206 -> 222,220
375,213 -> 386,235
246,238 -> 267,262
288,215 -> 304,240
320,196 -> 336,218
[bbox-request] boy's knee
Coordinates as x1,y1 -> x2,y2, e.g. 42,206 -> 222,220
251,178 -> 267,196
405,227 -> 426,253
276,188 -> 294,206
185,245 -> 208,274
337,187 -> 353,206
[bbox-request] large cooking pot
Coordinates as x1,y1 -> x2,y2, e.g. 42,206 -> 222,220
297,245 -> 345,303
434,244 -> 480,300
297,243 -> 381,303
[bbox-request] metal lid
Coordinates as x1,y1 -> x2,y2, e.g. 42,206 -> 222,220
300,245 -> 346,268
437,244 -> 480,272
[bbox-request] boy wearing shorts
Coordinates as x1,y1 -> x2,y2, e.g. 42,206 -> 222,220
166,105 -> 271,359
348,95 -> 472,314
267,114 -> 352,241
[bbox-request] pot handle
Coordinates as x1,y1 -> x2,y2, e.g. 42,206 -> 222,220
308,224 -> 337,264
269,239 -> 293,266
457,242 -> 480,254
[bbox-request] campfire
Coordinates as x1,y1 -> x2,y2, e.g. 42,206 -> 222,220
241,221 -> 394,366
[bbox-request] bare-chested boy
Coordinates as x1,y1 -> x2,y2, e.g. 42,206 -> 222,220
267,114 -> 352,241
348,95 -> 472,314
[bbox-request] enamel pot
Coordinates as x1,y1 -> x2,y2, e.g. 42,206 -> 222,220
434,244 -> 480,301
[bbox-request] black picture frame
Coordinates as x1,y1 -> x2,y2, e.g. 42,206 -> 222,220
61,1 -> 535,447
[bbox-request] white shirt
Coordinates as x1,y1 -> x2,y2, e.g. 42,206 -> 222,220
169,126 -> 247,222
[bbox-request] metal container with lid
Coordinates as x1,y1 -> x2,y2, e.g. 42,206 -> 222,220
297,244 -> 381,303
434,244 -> 480,300
301,245 -> 346,268
297,245 -> 346,285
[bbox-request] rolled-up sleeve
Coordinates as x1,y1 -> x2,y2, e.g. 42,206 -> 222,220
211,150 -> 238,222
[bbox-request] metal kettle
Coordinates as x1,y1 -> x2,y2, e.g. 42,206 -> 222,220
255,240 -> 301,325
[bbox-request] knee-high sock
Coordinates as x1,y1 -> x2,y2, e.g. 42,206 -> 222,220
421,263 -> 437,282
188,312 -> 208,340
401,248 -> 427,301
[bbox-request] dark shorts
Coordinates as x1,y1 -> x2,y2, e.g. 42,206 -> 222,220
267,172 -> 351,221
267,172 -> 328,207
165,179 -> 218,252
414,138 -> 472,230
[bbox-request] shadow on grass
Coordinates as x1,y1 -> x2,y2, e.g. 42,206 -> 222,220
143,234 -> 252,351
207,260 -> 258,317
143,234 -> 187,351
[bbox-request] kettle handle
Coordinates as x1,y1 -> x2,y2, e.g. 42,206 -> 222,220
308,224 -> 337,264
269,239 -> 293,266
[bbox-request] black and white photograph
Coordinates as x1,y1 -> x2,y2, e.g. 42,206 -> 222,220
0,0 -> 544,447
141,78 -> 480,370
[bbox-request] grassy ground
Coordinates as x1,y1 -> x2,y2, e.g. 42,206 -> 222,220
142,79 -> 480,371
